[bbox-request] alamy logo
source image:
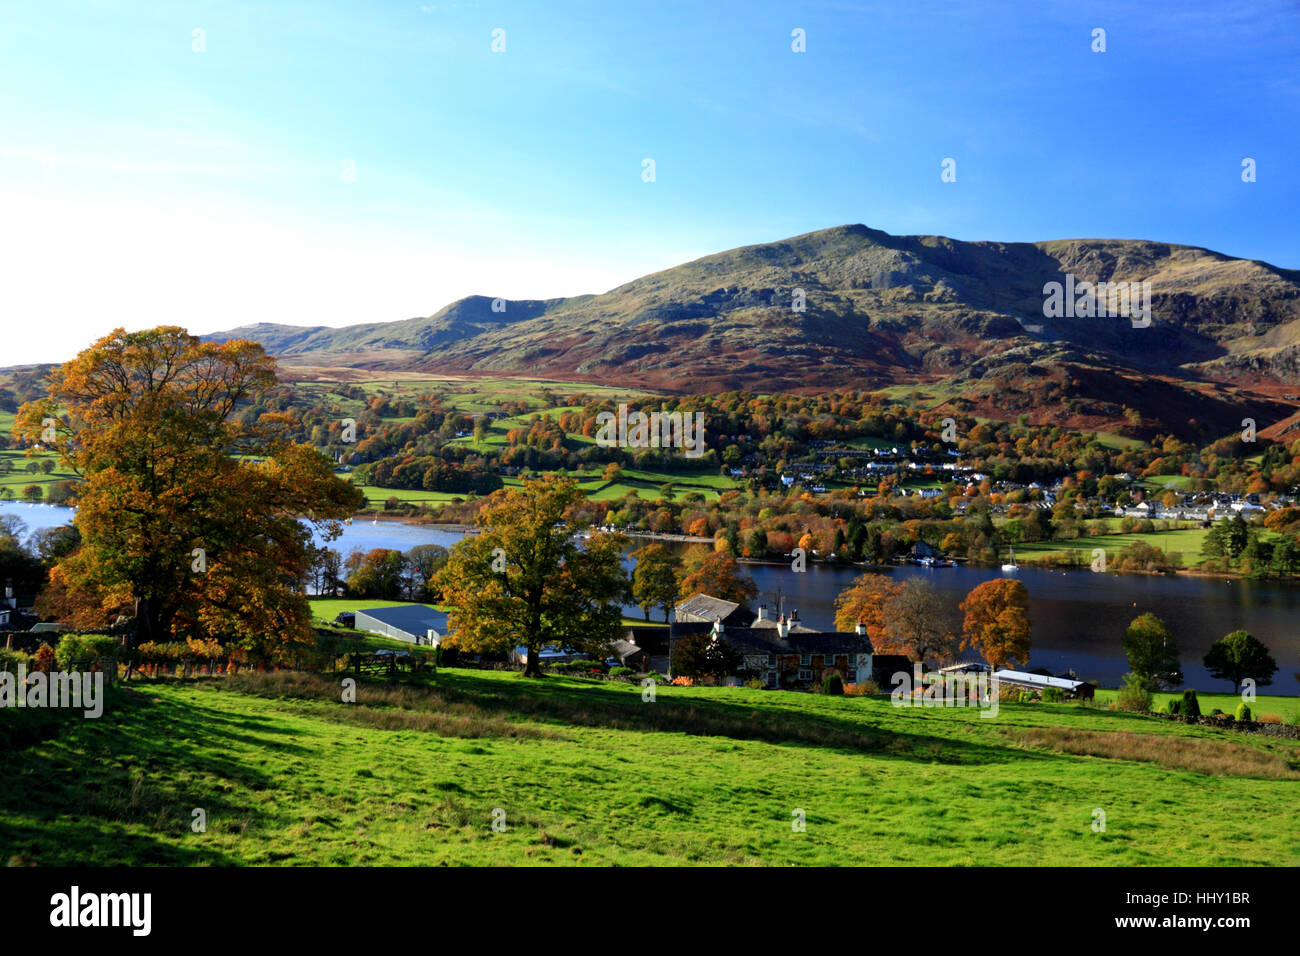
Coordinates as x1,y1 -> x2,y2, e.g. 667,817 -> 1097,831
1043,274 -> 1151,328
49,886 -> 151,936
595,403 -> 706,459
890,664 -> 1000,718
0,665 -> 103,718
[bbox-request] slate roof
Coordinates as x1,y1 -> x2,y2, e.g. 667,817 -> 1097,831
992,669 -> 1087,691
669,621 -> 871,657
674,594 -> 756,626
354,604 -> 448,639
722,628 -> 873,656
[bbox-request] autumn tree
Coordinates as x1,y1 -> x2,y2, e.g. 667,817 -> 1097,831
15,326 -> 363,653
1122,613 -> 1183,691
958,578 -> 1032,670
833,573 -> 904,651
1203,630 -> 1278,692
433,475 -> 629,676
346,548 -> 406,600
631,543 -> 680,622
677,545 -> 757,606
881,578 -> 960,665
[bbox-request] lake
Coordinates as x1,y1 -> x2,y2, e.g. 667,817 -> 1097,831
4,501 -> 1297,695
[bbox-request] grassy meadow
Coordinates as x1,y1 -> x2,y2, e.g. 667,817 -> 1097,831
2,669 -> 1297,866
1091,690 -> 1300,724
1011,525 -> 1210,563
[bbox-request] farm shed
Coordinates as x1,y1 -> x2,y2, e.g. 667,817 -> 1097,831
353,605 -> 448,646
992,669 -> 1095,699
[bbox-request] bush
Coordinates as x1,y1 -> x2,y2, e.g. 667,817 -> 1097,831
1167,699 -> 1180,715
1042,687 -> 1064,703
1258,712 -> 1283,724
1235,702 -> 1252,722
1180,689 -> 1201,718
33,644 -> 56,673
0,647 -> 33,674
822,672 -> 844,696
1210,708 -> 1224,717
1116,673 -> 1153,713
609,666 -> 634,679
644,672 -> 669,685
744,678 -> 765,690
54,633 -> 123,670
844,679 -> 880,697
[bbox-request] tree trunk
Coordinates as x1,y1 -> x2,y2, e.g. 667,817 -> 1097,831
132,595 -> 166,650
524,646 -> 542,678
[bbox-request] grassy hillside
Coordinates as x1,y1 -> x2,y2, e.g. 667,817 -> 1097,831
2,670 -> 1297,866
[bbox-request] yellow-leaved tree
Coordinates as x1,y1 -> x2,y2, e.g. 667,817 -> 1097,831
434,474 -> 629,676
13,326 -> 364,658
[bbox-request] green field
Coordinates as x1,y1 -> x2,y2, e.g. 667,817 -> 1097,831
1141,474 -> 1193,491
1092,690 -> 1300,724
308,598 -> 432,621
1011,526 -> 1209,562
2,669 -> 1297,865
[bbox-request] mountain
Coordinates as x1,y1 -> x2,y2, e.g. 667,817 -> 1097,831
205,225 -> 1300,441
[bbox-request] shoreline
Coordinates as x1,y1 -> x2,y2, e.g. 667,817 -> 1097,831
336,509 -> 1275,582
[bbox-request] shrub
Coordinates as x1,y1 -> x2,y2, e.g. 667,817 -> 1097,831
1042,687 -> 1064,703
1258,712 -> 1283,724
1180,689 -> 1201,718
54,633 -> 123,670
822,672 -> 844,696
1115,673 -> 1153,713
1210,708 -> 1224,717
744,678 -> 765,690
1167,699 -> 1181,715
609,666 -> 634,679
1235,702 -> 1252,722
644,672 -> 669,685
0,647 -> 33,674
670,675 -> 694,686
33,644 -> 57,673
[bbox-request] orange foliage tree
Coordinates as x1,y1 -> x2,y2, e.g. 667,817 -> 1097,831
833,573 -> 905,653
14,327 -> 364,655
958,578 -> 1032,670
677,546 -> 758,606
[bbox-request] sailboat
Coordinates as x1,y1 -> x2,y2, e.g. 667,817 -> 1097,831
1001,546 -> 1018,572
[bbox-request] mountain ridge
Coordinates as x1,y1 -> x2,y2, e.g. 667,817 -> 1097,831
203,224 -> 1300,441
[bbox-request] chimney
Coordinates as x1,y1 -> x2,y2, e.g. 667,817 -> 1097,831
854,619 -> 866,637
777,614 -> 789,639
756,604 -> 767,622
789,609 -> 799,624
711,618 -> 724,642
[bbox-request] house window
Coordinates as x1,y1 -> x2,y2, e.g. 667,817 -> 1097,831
797,669 -> 813,681
767,653 -> 777,667
766,671 -> 777,687
800,654 -> 811,666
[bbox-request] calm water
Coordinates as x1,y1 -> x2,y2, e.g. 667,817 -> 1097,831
5,502 -> 1297,695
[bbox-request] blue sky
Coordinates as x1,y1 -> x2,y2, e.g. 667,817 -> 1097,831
1,0 -> 1297,364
